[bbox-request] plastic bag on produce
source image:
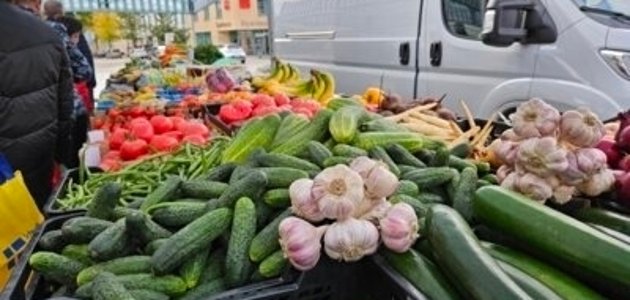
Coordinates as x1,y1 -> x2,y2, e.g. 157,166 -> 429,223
0,154 -> 44,289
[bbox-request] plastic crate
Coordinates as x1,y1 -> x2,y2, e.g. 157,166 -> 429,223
456,118 -> 511,141
43,168 -> 101,217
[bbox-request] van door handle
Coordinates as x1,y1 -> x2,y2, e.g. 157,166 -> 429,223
399,42 -> 410,66
430,41 -> 442,67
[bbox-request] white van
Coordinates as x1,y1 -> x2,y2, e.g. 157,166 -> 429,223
271,0 -> 630,119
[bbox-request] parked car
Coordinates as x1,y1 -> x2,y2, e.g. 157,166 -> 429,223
271,0 -> 630,119
218,44 -> 247,64
130,47 -> 149,59
105,49 -> 124,59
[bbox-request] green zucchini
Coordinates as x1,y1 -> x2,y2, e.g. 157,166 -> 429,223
77,255 -> 153,286
91,272 -> 135,300
589,223 -> 630,245
87,182 -> 121,220
307,141 -> 333,168
222,114 -> 282,163
496,261 -> 562,300
181,180 -> 229,199
259,250 -> 288,278
368,146 -> 401,176
180,278 -> 226,300
263,188 -> 291,208
88,219 -> 131,261
29,251 -> 85,286
271,109 -> 333,156
271,113 -> 311,149
250,209 -> 292,262
451,167 -> 478,223
426,204 -> 529,300
573,207 -> 630,236
125,211 -> 172,244
140,176 -> 182,212
386,144 -> 426,168
225,197 -> 257,287
205,163 -> 237,182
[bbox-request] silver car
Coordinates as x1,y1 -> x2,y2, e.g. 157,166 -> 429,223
218,44 -> 247,64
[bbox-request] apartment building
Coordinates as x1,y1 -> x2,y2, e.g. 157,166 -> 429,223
190,0 -> 270,55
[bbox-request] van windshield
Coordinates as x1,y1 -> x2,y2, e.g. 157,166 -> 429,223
574,0 -> 630,17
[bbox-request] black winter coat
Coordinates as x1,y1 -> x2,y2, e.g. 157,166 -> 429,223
0,3 -> 74,207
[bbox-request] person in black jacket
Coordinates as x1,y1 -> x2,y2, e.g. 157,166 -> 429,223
0,0 -> 74,207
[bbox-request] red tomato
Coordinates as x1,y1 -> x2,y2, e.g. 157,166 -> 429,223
99,158 -> 122,172
108,108 -> 122,119
251,94 -> 276,108
163,131 -> 184,141
108,128 -> 129,151
170,116 -> 187,132
291,107 -> 314,119
233,100 -> 253,111
130,121 -> 155,142
91,116 -> 106,129
219,104 -> 248,124
150,115 -> 174,134
183,122 -> 210,138
129,106 -> 145,118
274,94 -> 291,106
253,105 -> 281,117
144,106 -> 157,119
103,150 -> 121,161
182,134 -> 207,146
120,139 -> 148,161
149,135 -> 180,152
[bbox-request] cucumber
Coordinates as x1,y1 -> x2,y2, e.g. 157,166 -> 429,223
226,197 -> 257,287
77,256 -> 153,286
129,289 -> 169,300
474,161 -> 491,175
61,217 -> 113,244
256,201 -> 275,230
450,142 -> 472,158
92,272 -> 135,300
180,278 -> 226,300
222,114 -> 282,163
332,144 -> 368,157
175,198 -> 207,203
228,165 -> 252,184
271,109 -> 333,156
386,144 -> 427,168
573,207 -> 630,236
255,152 -> 321,174
149,201 -> 209,228
402,167 -> 457,188
482,242 -> 604,300
87,182 -> 121,220
113,207 -> 139,219
417,192 -> 448,204
259,250 -> 288,278
482,174 -> 498,184
144,238 -> 168,255
125,211 -> 172,244
496,260 -> 562,300
451,167 -> 478,223
389,194 -> 431,218
250,209 -> 292,262
76,274 -> 187,298
426,204 -> 529,300
29,251 -> 85,286
397,165 -> 418,176
200,249 -> 225,283
181,180 -> 229,199
61,244 -> 93,266
263,188 -> 291,208
256,167 -> 309,189
152,208 -> 232,274
448,156 -> 477,172
368,146 -> 401,176
323,156 -> 353,167
381,249 -> 459,300
360,118 -> 407,132
88,219 -> 131,261
477,179 -> 493,188
394,180 -> 420,197
307,141 -> 333,168
329,106 -> 365,143
446,171 -> 460,204
38,229 -> 67,252
416,149 -> 435,165
430,146 -> 451,167
140,176 -> 182,212
214,171 -> 268,209
271,113 -> 311,149
205,163 -> 237,182
180,249 -> 210,289
126,198 -> 144,209
474,186 -> 630,290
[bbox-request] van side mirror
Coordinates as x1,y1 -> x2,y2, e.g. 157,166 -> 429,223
481,0 -> 557,47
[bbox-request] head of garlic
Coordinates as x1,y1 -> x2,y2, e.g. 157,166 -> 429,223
496,165 -> 513,183
552,185 -> 576,205
492,139 -> 519,166
515,137 -> 568,177
279,217 -> 328,271
355,198 -> 391,222
575,148 -> 607,175
350,156 -> 399,199
312,164 -> 365,220
577,169 -> 615,197
349,156 -> 379,179
289,178 -> 325,222
502,172 -> 553,203
558,151 -> 587,185
324,218 -> 380,262
560,108 -> 605,148
379,203 -> 419,253
510,98 -> 560,138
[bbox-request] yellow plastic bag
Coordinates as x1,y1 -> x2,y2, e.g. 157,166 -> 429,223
0,169 -> 44,289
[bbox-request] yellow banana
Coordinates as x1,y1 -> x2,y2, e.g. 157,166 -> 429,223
310,70 -> 326,101
317,71 -> 335,105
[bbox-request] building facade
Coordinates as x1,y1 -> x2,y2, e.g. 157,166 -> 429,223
189,0 -> 270,55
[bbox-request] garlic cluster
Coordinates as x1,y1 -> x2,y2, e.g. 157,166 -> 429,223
280,157 -> 419,271
493,99 -> 613,203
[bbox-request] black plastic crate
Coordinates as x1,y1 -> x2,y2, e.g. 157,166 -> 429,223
44,168 -> 101,217
456,118 -> 511,142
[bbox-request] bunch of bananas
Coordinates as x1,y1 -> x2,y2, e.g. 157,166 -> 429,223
252,58 -> 336,105
134,87 -> 157,103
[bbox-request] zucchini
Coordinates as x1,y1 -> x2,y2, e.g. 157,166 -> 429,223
125,211 -> 172,244
149,201 -> 209,228
496,260 -> 562,300
226,197 -> 257,287
271,113 -> 310,149
329,106 -> 365,143
250,209 -> 292,262
259,250 -> 288,278
61,217 -> 113,244
402,167 -> 457,188
181,180 -> 229,199
263,188 -> 291,208
426,204 -> 529,300
386,144 -> 427,168
88,219 -> 131,261
323,156 -> 353,167
589,223 -> 630,245
213,171 -> 268,209
368,146 -> 401,176
77,255 -> 153,286
38,229 -> 67,252
29,251 -> 85,286
254,152 -> 321,174
307,141 -> 333,168
151,208 -> 232,274
61,244 -> 93,266
451,167 -> 478,223
222,114 -> 282,163
573,207 -> 630,236
474,186 -> 630,290
381,249 -> 459,300
200,249 -> 225,283
87,182 -> 121,220
180,278 -> 226,300
129,289 -> 169,300
140,176 -> 182,212
394,180 -> 420,197
92,272 -> 135,300
180,249 -> 210,289
482,242 -> 604,300
205,163 -> 237,182
271,109 -> 333,156
332,144 -> 368,157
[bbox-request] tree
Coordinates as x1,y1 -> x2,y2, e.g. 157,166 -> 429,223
118,13 -> 141,48
76,12 -> 92,30
91,12 -> 121,50
150,13 -> 188,44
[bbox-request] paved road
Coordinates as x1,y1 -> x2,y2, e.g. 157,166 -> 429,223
94,56 -> 271,96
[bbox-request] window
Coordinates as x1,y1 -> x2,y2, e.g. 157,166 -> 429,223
196,32 -> 212,45
442,0 -> 484,40
216,2 -> 223,18
204,6 -> 210,20
257,0 -> 268,15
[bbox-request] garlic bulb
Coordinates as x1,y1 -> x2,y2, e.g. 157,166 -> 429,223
279,217 -> 328,271
349,156 -> 379,179
552,185 -> 576,205
560,108 -> 605,147
496,165 -> 513,183
578,169 -> 615,197
516,137 -> 568,177
575,148 -> 607,175
493,139 -> 519,165
503,172 -> 553,203
312,164 -> 365,220
289,178 -> 325,222
364,164 -> 399,199
558,151 -> 587,185
356,198 -> 391,222
510,98 -> 560,138
324,218 -> 380,262
379,203 -> 419,253
500,129 -> 520,141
